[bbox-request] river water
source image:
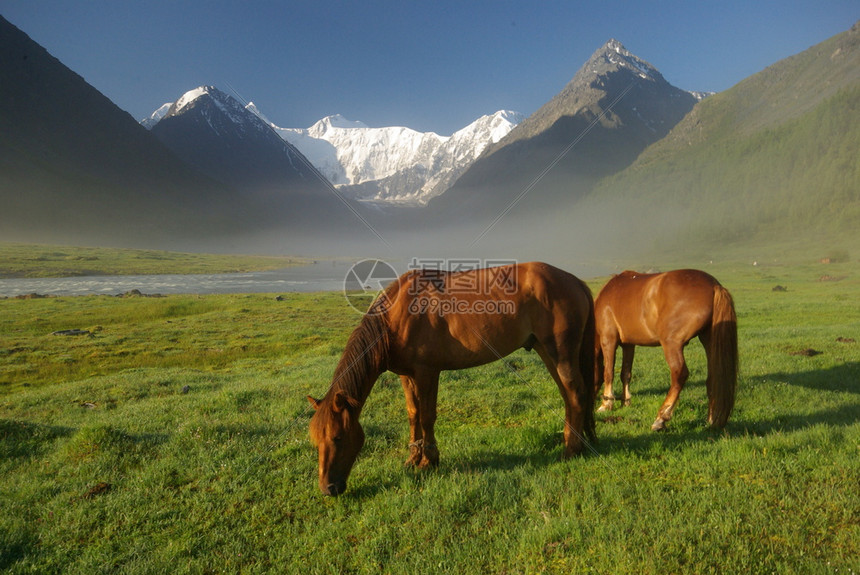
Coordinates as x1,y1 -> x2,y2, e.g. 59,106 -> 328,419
0,260 -> 358,298
0,259 -> 613,298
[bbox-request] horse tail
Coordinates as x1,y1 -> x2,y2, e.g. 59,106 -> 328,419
579,285 -> 597,443
706,284 -> 738,428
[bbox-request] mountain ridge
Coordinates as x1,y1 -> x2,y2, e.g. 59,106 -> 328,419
264,109 -> 524,206
144,93 -> 524,206
4,14 -> 857,261
149,86 -> 317,191
145,85 -> 375,247
575,21 -> 860,257
425,39 -> 700,221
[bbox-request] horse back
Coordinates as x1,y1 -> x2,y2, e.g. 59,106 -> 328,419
383,262 -> 592,371
520,261 -> 593,320
596,269 -> 719,345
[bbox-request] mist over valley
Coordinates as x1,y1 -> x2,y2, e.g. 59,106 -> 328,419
2,15 -> 858,272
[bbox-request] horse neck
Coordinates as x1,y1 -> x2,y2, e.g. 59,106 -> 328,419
328,314 -> 389,408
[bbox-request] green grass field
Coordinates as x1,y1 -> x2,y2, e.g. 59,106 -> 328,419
1,259 -> 858,574
0,243 -> 307,278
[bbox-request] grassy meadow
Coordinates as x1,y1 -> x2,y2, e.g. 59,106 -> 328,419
0,258 -> 858,573
0,243 -> 307,278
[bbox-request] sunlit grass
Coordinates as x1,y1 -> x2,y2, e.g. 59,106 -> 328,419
0,242 -> 307,278
0,261 -> 857,573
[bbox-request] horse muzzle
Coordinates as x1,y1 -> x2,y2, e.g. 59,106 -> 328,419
321,480 -> 347,496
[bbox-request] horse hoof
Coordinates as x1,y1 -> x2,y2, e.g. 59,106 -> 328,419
651,419 -> 666,432
561,444 -> 584,459
417,444 -> 440,468
597,403 -> 612,412
622,399 -> 631,408
417,457 -> 439,469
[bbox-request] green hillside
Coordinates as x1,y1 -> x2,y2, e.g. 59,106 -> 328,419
584,22 -> 860,260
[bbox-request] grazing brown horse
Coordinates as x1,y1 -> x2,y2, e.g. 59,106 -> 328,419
594,269 -> 738,431
308,262 -> 596,495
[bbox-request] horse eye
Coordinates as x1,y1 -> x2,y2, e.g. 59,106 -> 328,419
333,435 -> 343,443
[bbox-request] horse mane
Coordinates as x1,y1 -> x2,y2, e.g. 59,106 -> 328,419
327,301 -> 391,402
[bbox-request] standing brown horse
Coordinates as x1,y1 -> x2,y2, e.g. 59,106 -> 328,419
308,262 -> 596,495
594,269 -> 737,431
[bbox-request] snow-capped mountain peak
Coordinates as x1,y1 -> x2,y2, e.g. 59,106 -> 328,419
245,101 -> 270,124
452,110 -> 525,144
140,102 -> 172,130
144,86 -> 321,194
591,40 -> 713,101
141,86 -> 523,206
173,86 -> 211,113
311,114 -> 370,133
592,39 -> 662,81
142,86 -> 254,130
169,86 -> 255,128
270,109 -> 523,205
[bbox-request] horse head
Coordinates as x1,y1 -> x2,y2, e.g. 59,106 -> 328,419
307,392 -> 365,496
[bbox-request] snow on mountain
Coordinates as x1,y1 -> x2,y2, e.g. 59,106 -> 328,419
143,87 -> 266,135
145,85 -> 326,196
272,110 -> 524,205
141,87 -> 523,206
584,38 -> 667,85
173,86 -> 210,113
177,86 -> 272,135
245,102 -> 271,124
140,102 -> 171,129
688,90 -> 716,101
591,40 -> 713,102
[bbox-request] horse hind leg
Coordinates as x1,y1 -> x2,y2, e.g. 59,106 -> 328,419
652,342 -> 689,432
620,344 -> 635,407
534,338 -> 588,458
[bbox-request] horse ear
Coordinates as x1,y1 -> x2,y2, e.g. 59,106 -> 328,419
332,391 -> 360,413
307,396 -> 321,410
332,391 -> 348,413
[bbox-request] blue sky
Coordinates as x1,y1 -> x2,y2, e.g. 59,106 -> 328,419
2,1 -> 857,135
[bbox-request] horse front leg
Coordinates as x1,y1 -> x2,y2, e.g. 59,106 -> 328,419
399,375 -> 423,467
597,340 -> 618,412
410,370 -> 440,468
652,342 -> 689,431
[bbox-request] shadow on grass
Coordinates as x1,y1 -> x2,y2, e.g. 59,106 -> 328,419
0,419 -> 73,459
736,403 -> 860,436
445,449 -> 559,473
774,361 -> 859,394
736,361 -> 859,435
293,363 -> 860,499
0,528 -> 39,572
594,362 -> 860,455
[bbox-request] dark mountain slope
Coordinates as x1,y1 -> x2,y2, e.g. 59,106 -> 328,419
0,16 -> 243,247
146,86 -> 377,247
150,87 -> 321,196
